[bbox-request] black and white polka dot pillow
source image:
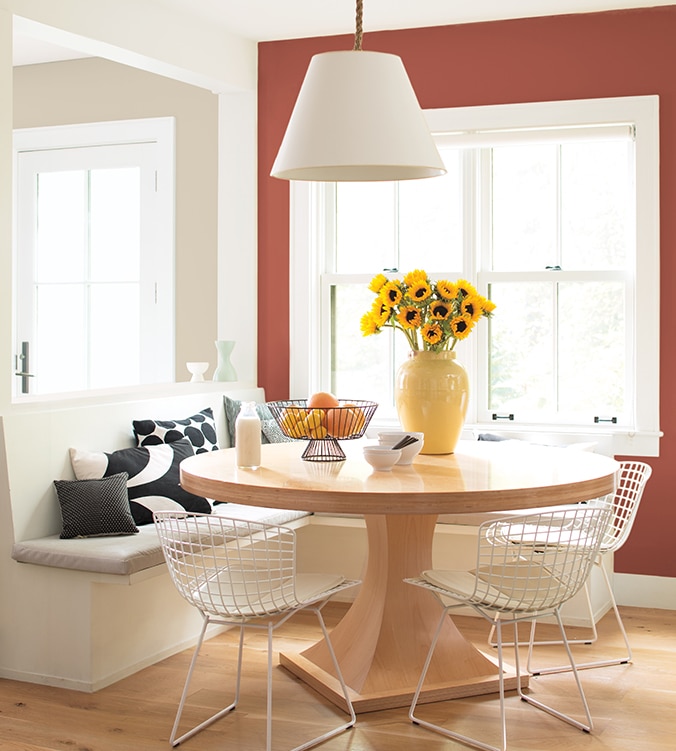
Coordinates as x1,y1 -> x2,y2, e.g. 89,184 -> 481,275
54,472 -> 139,539
132,407 -> 219,454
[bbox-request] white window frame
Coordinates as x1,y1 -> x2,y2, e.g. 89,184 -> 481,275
12,117 -> 175,398
290,96 -> 661,457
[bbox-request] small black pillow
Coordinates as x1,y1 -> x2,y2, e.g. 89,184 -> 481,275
54,473 -> 139,539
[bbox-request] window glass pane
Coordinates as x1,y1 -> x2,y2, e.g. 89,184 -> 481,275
36,171 -> 85,283
558,281 -> 626,414
561,141 -> 631,270
90,167 -> 141,282
488,282 -> 555,413
89,283 -> 140,388
336,183 -> 396,273
330,283 -> 394,404
398,148 -> 463,271
491,145 -> 557,271
35,285 -> 86,393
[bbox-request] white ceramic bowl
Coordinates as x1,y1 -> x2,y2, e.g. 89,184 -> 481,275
186,361 -> 209,382
363,445 -> 402,471
377,431 -> 424,465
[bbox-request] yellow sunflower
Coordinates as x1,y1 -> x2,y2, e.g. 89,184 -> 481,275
360,312 -> 380,336
461,295 -> 484,322
430,301 -> 451,320
371,299 -> 391,326
435,280 -> 458,301
403,269 -> 428,287
479,296 -> 496,315
408,281 -> 432,303
450,314 -> 474,340
421,322 -> 444,345
368,273 -> 389,294
380,281 -> 403,307
396,306 -> 422,329
456,279 -> 478,298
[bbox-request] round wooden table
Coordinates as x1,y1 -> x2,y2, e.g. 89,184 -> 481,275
181,439 -> 619,713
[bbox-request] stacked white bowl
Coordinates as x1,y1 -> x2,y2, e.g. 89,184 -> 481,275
363,445 -> 402,471
377,431 -> 424,465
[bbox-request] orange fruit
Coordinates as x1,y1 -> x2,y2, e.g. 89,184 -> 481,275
325,408 -> 347,438
325,406 -> 365,438
307,391 -> 340,409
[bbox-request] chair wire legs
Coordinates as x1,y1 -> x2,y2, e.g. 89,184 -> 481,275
410,609 -> 594,751
170,618 -> 244,746
293,605 -> 357,751
169,606 -> 356,751
526,565 -> 632,675
488,582 -> 598,650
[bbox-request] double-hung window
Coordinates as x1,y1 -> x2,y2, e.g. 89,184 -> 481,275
290,96 -> 660,456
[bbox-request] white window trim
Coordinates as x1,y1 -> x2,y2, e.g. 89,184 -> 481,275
290,96 -> 661,457
12,117 -> 176,399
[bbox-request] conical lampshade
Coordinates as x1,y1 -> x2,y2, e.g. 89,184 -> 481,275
271,50 -> 446,181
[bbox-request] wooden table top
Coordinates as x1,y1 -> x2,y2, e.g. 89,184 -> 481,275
180,439 -> 619,515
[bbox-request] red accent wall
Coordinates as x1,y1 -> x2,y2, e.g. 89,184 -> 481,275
258,7 -> 676,578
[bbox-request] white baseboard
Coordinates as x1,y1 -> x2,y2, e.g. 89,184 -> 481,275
614,573 -> 676,610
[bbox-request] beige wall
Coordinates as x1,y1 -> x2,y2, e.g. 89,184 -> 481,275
13,57 -> 219,379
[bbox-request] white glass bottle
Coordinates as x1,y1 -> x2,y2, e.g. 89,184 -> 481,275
235,401 -> 261,469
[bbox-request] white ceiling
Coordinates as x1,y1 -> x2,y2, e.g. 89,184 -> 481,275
13,0 -> 676,66
154,0 -> 676,41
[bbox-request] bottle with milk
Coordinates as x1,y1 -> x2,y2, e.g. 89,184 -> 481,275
235,401 -> 261,469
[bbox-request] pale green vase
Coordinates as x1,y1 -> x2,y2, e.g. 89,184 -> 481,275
213,340 -> 237,382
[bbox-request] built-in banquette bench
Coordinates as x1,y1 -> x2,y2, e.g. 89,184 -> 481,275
0,384 -> 613,693
0,383 -> 313,692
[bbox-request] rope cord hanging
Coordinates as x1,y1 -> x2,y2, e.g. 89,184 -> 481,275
353,0 -> 364,51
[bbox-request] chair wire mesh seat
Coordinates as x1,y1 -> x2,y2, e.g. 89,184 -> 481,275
404,504 -> 613,751
154,511 -> 359,750
488,461 -> 652,674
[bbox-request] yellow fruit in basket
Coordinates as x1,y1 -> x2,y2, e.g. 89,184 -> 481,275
303,409 -> 325,431
307,391 -> 340,409
280,410 -> 306,438
308,425 -> 328,439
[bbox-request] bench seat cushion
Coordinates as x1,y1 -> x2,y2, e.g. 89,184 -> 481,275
11,505 -> 311,576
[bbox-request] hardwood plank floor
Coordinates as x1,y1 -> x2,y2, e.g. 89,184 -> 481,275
0,606 -> 673,751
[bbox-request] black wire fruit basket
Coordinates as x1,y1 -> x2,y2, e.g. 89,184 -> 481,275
267,399 -> 378,461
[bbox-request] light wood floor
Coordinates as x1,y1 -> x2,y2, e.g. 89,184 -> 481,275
0,606 -> 674,751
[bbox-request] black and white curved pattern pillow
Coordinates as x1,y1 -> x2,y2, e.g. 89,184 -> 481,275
132,407 -> 219,454
69,438 -> 211,526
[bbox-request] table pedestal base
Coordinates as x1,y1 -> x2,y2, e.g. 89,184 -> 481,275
281,514 -> 528,714
280,650 -> 526,714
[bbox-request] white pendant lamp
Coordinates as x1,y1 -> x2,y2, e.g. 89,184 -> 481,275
270,0 -> 446,182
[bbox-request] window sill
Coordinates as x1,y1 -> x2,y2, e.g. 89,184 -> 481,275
365,416 -> 662,458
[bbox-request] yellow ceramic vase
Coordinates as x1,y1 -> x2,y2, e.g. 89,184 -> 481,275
394,350 -> 469,454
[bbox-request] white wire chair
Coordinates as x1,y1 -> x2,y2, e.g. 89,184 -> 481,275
154,511 -> 359,750
405,504 -> 613,751
487,461 -> 653,672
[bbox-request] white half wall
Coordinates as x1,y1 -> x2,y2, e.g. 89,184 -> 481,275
615,572 -> 676,610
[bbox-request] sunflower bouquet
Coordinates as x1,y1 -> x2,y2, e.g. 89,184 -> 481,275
360,270 -> 495,352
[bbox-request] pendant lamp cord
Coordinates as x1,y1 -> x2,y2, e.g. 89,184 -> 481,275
353,0 -> 363,50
